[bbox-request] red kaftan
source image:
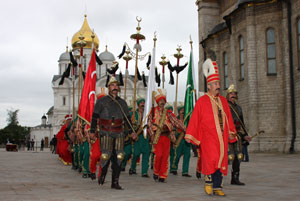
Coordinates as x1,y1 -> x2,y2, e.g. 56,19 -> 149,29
185,94 -> 236,176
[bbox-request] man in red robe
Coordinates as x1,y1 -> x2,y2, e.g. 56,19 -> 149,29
185,58 -> 237,196
56,115 -> 72,165
148,89 -> 186,183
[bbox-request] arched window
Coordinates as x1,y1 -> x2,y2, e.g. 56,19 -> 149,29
266,28 -> 276,75
59,65 -> 62,75
239,36 -> 244,80
297,18 -> 300,69
223,52 -> 229,89
63,96 -> 66,106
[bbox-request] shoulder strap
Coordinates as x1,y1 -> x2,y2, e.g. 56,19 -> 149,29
228,102 -> 248,135
107,95 -> 135,132
152,108 -> 168,145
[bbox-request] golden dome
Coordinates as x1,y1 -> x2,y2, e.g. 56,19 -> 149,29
71,15 -> 99,50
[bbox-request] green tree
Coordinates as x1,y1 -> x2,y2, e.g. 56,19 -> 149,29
0,109 -> 30,145
7,109 -> 19,126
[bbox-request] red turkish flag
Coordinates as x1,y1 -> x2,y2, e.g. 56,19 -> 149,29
78,49 -> 97,125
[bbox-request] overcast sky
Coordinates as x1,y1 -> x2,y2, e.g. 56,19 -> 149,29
0,0 -> 199,128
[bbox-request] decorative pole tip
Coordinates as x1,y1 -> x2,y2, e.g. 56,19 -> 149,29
91,29 -> 95,38
136,16 -> 142,31
189,35 -> 193,48
136,16 -> 142,23
153,31 -> 157,41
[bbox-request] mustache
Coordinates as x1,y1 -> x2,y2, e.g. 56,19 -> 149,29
112,89 -> 118,92
216,88 -> 220,91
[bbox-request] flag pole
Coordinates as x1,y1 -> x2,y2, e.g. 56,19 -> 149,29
189,38 -> 197,102
72,49 -> 76,120
91,30 -> 95,51
122,49 -> 132,100
130,17 -> 145,125
159,55 -> 168,89
66,43 -> 75,120
173,46 -> 183,115
142,33 -> 157,138
77,35 -> 86,111
133,44 -> 138,125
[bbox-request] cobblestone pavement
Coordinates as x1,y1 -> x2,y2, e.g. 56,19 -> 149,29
0,148 -> 299,201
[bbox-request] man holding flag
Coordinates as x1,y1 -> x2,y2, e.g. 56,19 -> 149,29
77,49 -> 98,179
170,41 -> 196,177
89,87 -> 107,181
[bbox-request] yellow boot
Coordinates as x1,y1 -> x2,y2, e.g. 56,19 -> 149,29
213,189 -> 225,196
204,175 -> 213,195
204,184 -> 213,195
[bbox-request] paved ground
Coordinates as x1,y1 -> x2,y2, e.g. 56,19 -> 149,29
0,148 -> 299,201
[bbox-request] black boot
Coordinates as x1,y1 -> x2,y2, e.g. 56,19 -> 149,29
98,173 -> 106,185
111,181 -> 123,189
98,167 -> 108,185
153,174 -> 158,182
231,172 -> 245,185
111,173 -> 123,190
129,168 -> 136,175
158,178 -> 166,183
142,173 -> 150,178
90,173 -> 96,180
196,171 -> 201,179
182,173 -> 192,177
170,170 -> 177,175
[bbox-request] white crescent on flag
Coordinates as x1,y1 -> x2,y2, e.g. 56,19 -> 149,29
89,91 -> 95,100
186,84 -> 192,90
91,71 -> 97,79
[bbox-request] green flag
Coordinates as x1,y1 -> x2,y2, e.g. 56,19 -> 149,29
184,49 -> 195,127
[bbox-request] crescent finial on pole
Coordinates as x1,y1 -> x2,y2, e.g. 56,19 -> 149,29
136,16 -> 142,27
153,31 -> 157,47
136,16 -> 142,22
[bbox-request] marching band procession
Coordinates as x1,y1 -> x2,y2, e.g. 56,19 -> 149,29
2,0 -> 300,200
53,17 -> 252,197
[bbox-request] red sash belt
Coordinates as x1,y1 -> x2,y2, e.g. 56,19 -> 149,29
160,125 -> 170,136
99,119 -> 124,133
